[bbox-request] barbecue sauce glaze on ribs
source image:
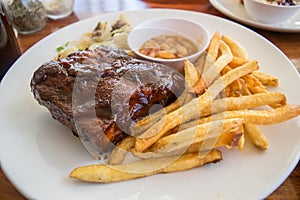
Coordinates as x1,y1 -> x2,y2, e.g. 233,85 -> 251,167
31,46 -> 185,152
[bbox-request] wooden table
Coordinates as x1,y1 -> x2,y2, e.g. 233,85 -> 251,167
1,0 -> 299,199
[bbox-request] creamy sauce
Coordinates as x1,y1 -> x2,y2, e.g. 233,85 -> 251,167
139,34 -> 198,59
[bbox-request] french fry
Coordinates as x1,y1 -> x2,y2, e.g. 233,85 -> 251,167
214,36 -> 270,151
70,31 -> 300,184
193,32 -> 221,94
203,31 -> 221,73
242,74 -> 268,94
244,124 -> 269,150
149,118 -> 243,151
108,136 -> 135,165
193,41 -> 233,95
194,51 -> 207,73
70,149 -> 222,183
176,92 -> 286,130
219,35 -> 251,96
204,60 -> 257,99
196,104 -> 300,125
252,71 -> 279,87
200,92 -> 286,117
240,78 -> 252,96
143,119 -> 244,157
222,65 -> 243,96
178,92 -> 286,130
135,61 -> 259,152
222,35 -> 249,68
183,127 -> 244,151
243,72 -> 281,108
229,57 -> 249,68
132,125 -> 244,159
184,59 -> 201,88
221,34 -> 249,61
130,59 -> 199,136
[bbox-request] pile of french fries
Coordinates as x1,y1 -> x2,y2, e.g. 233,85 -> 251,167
70,31 -> 300,183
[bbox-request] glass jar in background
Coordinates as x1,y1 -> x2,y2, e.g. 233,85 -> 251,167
3,0 -> 47,34
0,2 -> 21,82
41,0 -> 74,20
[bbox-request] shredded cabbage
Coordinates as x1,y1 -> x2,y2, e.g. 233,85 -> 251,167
56,14 -> 132,59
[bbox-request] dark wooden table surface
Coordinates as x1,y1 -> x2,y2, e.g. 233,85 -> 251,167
1,0 -> 299,199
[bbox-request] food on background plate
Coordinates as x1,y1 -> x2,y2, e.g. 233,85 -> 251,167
256,0 -> 299,6
30,16 -> 300,183
239,0 -> 299,5
242,0 -> 300,24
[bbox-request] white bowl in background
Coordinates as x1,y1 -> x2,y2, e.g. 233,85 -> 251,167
127,17 -> 210,72
243,0 -> 300,24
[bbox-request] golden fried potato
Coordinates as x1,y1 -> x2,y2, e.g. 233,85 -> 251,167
242,74 -> 268,94
135,61 -> 258,152
197,104 -> 300,125
184,59 -> 201,88
252,71 -> 279,87
221,34 -> 249,61
244,124 -> 268,150
193,41 -> 233,95
132,125 -> 243,159
70,149 -> 222,183
70,31 -> 300,184
200,92 -> 286,117
108,136 -> 135,165
203,31 -> 221,73
130,59 -> 199,136
149,118 -> 243,152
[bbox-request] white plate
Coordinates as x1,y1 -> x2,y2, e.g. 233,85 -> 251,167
210,0 -> 300,32
0,9 -> 300,200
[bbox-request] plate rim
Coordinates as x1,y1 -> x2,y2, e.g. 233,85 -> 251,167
0,8 -> 299,200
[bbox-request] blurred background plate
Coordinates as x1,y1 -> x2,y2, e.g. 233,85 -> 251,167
210,0 -> 300,32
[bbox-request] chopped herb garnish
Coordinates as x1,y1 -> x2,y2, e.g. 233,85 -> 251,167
56,46 -> 64,52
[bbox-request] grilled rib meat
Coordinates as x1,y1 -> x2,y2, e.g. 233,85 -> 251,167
31,46 -> 184,152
